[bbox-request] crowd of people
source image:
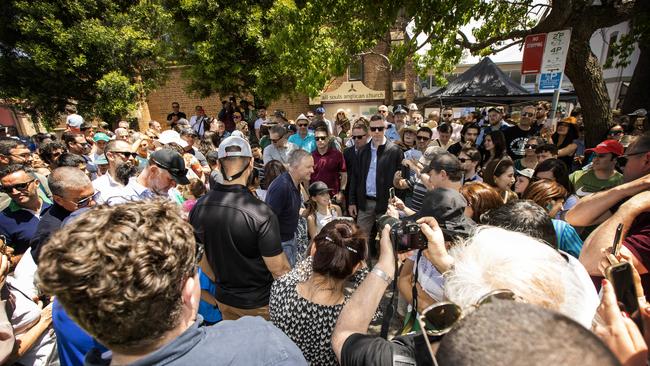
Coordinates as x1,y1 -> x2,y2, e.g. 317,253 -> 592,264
0,99 -> 649,365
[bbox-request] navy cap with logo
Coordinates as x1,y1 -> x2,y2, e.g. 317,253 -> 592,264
150,149 -> 190,185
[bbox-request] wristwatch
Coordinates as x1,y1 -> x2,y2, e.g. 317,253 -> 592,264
371,267 -> 393,285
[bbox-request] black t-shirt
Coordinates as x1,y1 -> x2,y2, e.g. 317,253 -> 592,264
189,184 -> 283,309
341,333 -> 434,366
503,125 -> 539,159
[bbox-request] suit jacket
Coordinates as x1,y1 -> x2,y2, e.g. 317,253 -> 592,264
343,146 -> 360,200
349,140 -> 403,214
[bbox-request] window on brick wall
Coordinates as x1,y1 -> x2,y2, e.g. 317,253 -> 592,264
348,56 -> 364,81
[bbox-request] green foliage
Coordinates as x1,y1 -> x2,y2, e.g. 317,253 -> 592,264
604,10 -> 649,69
0,0 -> 173,127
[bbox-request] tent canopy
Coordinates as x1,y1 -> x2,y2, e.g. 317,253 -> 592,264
415,57 -> 577,108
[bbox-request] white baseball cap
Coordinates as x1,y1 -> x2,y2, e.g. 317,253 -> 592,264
218,136 -> 252,159
408,103 -> 419,111
158,130 -> 188,148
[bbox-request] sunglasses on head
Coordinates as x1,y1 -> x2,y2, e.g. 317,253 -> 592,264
370,126 -> 385,132
1,179 -> 35,193
352,134 -> 366,140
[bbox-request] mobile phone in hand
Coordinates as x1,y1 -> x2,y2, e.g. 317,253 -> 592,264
389,187 -> 395,201
606,261 -> 644,332
611,223 -> 624,257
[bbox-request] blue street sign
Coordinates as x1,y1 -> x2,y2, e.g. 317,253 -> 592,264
539,72 -> 562,90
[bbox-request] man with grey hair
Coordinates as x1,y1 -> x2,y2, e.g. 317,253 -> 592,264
30,167 -> 97,263
93,139 -> 138,203
266,149 -> 314,266
263,125 -> 298,165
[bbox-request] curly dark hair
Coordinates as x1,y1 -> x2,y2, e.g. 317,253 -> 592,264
37,199 -> 197,350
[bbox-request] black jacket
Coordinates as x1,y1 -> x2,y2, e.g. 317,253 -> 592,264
349,139 -> 403,214
343,145 -> 360,200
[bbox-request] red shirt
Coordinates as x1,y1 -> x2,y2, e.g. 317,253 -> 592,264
311,148 -> 346,195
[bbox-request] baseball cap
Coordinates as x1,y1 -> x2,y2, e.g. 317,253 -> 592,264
315,107 -> 326,114
378,105 -> 388,112
80,122 -> 93,131
628,108 -> 647,117
150,149 -> 190,185
67,114 -> 84,128
158,130 -> 189,148
408,103 -> 418,111
179,128 -> 198,137
308,181 -> 331,197
516,168 -> 535,179
394,105 -> 407,114
585,139 -> 624,156
418,146 -> 447,167
94,154 -> 108,165
218,136 -> 253,159
414,188 -> 476,241
93,132 -> 111,142
274,110 -> 287,120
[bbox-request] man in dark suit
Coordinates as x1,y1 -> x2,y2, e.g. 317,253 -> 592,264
348,115 -> 403,242
342,123 -> 369,213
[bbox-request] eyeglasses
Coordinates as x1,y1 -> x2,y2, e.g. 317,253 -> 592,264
369,126 -> 385,132
416,136 -> 430,141
524,144 -> 538,149
75,191 -> 100,208
522,112 -> 535,117
352,134 -> 366,140
1,179 -> 35,193
315,136 -> 328,141
297,123 -> 308,127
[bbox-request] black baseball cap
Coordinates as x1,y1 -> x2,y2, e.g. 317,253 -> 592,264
309,181 -> 331,197
150,149 -> 190,185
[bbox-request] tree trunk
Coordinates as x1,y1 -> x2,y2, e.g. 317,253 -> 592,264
621,43 -> 649,114
565,37 -> 611,147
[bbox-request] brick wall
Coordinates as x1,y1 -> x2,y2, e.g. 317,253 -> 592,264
144,66 -> 311,125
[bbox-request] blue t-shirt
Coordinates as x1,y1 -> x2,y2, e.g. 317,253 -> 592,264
288,133 -> 316,153
552,219 -> 583,259
198,268 -> 222,324
53,299 -> 108,366
265,172 -> 302,241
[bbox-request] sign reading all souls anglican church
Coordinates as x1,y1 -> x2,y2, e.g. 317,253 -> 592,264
311,82 -> 385,104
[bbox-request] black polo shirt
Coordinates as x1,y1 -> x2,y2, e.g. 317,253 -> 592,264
189,183 -> 283,309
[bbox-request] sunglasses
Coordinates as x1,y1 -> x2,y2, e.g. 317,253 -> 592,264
1,179 -> 35,193
379,110 -> 388,113
110,151 -> 137,159
443,114 -> 453,117
458,158 -> 470,163
270,137 -> 284,143
524,144 -> 538,149
618,150 -> 650,167
369,126 -> 385,132
608,130 -> 624,135
522,112 -> 535,117
352,134 -> 366,140
297,123 -> 308,127
416,136 -> 430,141
416,289 -> 519,361
77,191 -> 100,208
315,136 -> 328,141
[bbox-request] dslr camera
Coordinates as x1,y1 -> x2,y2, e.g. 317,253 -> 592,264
376,215 -> 427,253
